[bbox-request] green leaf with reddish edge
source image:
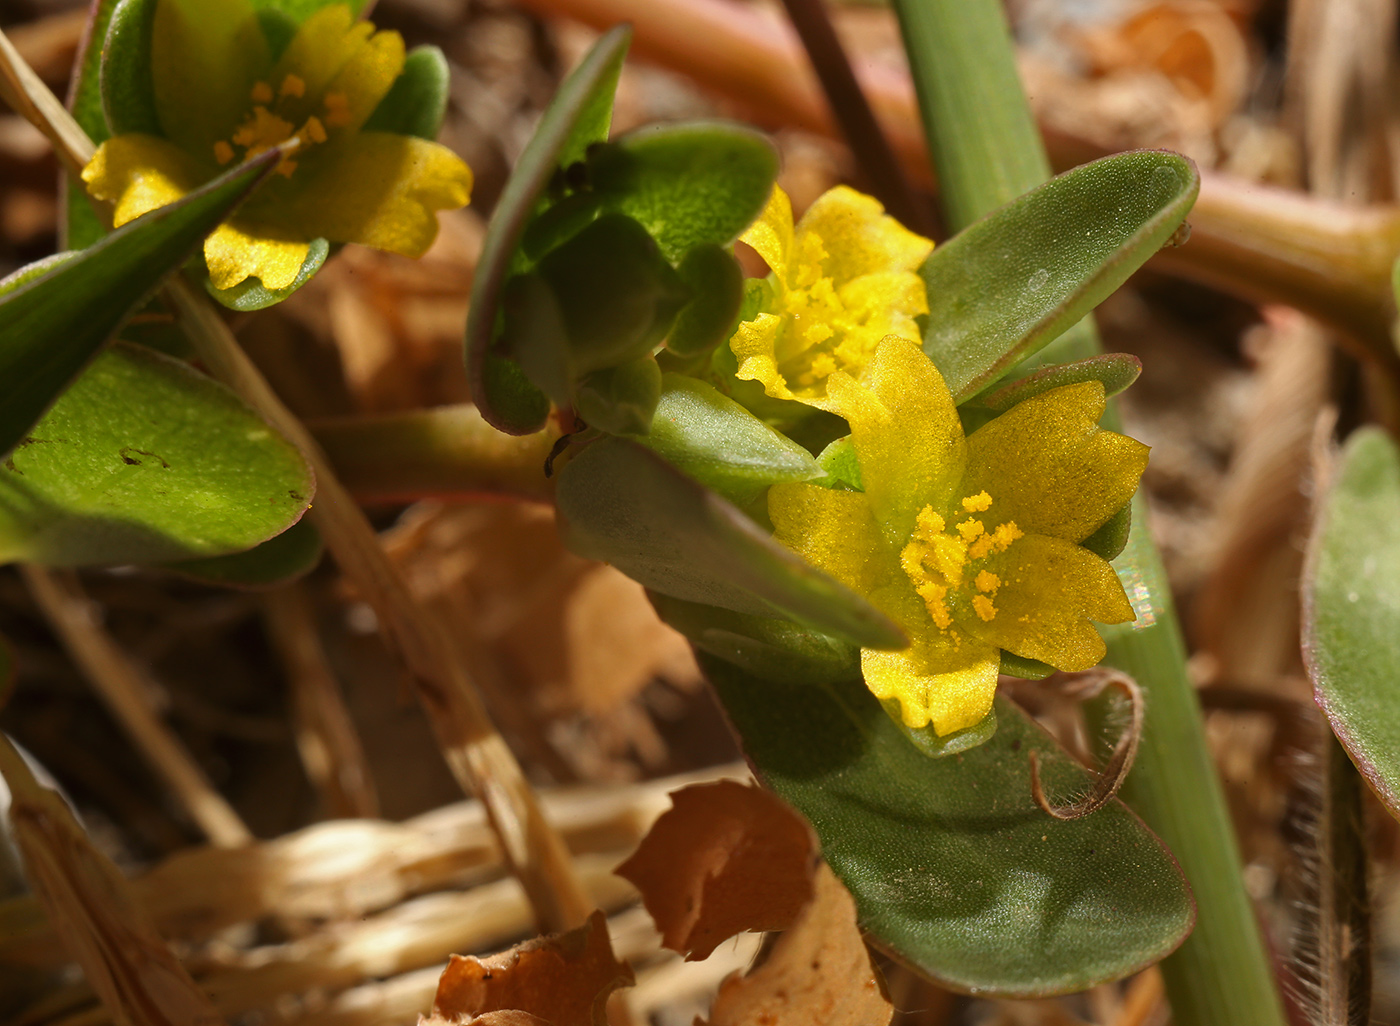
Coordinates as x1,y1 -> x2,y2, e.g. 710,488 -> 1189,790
247,0 -> 368,18
704,655 -> 1195,996
162,518 -> 322,588
1304,427 -> 1400,819
465,25 -> 630,435
974,354 -> 1142,413
922,151 -> 1198,401
0,342 -> 313,567
555,436 -> 902,650
0,147 -> 285,457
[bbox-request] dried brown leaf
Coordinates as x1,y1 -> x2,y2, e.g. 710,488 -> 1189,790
614,781 -> 817,960
463,1013 -> 550,1026
0,734 -> 225,1026
700,865 -> 892,1026
428,909 -> 633,1026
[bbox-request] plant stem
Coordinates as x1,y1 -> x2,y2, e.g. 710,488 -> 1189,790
776,0 -> 931,235
888,1 -> 1287,1023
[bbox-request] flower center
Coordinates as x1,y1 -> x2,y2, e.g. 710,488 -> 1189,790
776,234 -> 874,389
900,492 -> 1022,630
213,75 -> 349,177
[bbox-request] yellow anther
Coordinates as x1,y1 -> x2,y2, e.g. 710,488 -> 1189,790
804,322 -> 834,346
275,159 -> 298,177
304,116 -> 327,144
323,91 -> 352,127
916,581 -> 952,629
280,74 -> 306,99
232,107 -> 296,156
975,570 -> 1000,593
212,140 -> 235,165
961,491 -> 992,512
251,81 -> 274,104
969,520 -> 1022,560
972,594 -> 998,622
956,519 -> 985,543
914,506 -> 945,538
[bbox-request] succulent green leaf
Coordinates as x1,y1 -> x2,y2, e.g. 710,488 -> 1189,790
465,26 -> 631,435
555,437 -> 903,649
975,354 -> 1142,412
629,374 -> 821,514
922,151 -> 1199,400
0,342 -> 313,566
205,237 -> 329,310
705,656 -> 1195,995
815,435 -> 862,491
649,592 -> 858,684
247,0 -> 369,18
102,0 -> 162,136
574,357 -> 662,436
1304,427 -> 1400,819
0,149 -> 283,457
364,45 -> 450,140
1082,500 -> 1132,562
666,243 -> 744,358
64,0 -> 121,249
999,651 -> 1055,680
589,121 -> 779,263
162,518 -> 322,587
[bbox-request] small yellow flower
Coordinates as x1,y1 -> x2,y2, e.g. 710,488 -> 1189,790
82,0 -> 472,292
730,185 -> 933,409
768,336 -> 1149,736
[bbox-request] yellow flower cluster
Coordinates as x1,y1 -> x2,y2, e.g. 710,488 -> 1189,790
82,0 -> 472,292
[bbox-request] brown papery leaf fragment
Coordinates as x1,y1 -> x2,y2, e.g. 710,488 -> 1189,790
426,909 -> 632,1026
465,1014 -> 550,1026
701,865 -> 892,1026
0,733 -> 225,1026
614,780 -> 817,960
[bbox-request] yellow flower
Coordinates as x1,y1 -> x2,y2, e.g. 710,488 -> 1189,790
730,185 -> 932,409
82,0 -> 472,292
768,336 -> 1148,736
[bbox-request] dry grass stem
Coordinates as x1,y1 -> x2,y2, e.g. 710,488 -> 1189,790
0,732 -> 226,1026
262,584 -> 379,819
19,565 -> 252,848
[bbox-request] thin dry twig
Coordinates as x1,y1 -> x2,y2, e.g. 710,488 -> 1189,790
1029,669 -> 1144,821
261,584 -> 379,820
0,733 -> 226,1026
0,27 -> 592,934
20,565 -> 253,848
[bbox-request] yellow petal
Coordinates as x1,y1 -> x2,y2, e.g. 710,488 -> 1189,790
273,4 -> 404,132
81,135 -> 203,227
262,132 -> 471,255
963,533 -> 1133,670
730,312 -> 801,402
862,638 -> 999,735
153,0 -> 272,153
836,270 -> 930,325
740,185 -> 793,276
826,336 -> 965,547
795,185 -> 932,287
768,481 -> 890,599
204,222 -> 310,291
961,381 -> 1150,543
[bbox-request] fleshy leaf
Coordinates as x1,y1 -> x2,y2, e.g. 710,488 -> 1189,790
630,374 -> 822,514
363,45 -> 450,140
0,342 -> 313,566
248,0 -> 371,23
161,518 -> 322,587
555,437 -> 903,649
101,0 -> 162,137
465,26 -> 630,434
0,148 -> 284,457
974,354 -> 1142,413
705,656 -> 1195,996
589,121 -> 779,263
922,151 -> 1198,400
1304,427 -> 1400,819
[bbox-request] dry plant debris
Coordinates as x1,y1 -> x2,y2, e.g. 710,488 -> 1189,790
426,909 -> 634,1026
614,780 -> 817,960
617,780 -> 891,1025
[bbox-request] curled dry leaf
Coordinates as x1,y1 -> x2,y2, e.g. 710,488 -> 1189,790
614,780 -> 817,960
0,734 -> 225,1026
701,864 -> 891,1026
425,909 -> 633,1026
